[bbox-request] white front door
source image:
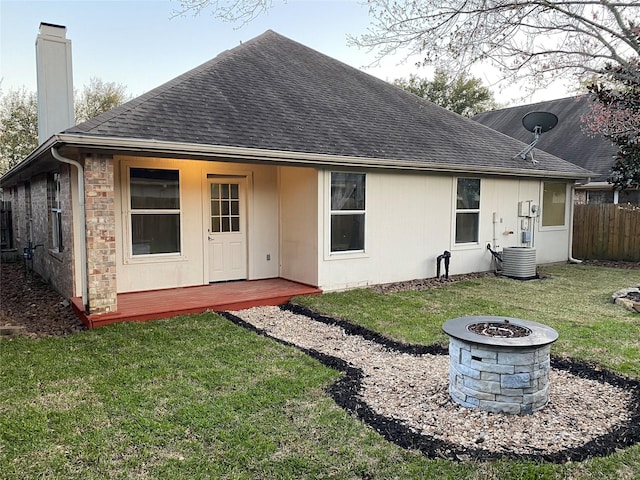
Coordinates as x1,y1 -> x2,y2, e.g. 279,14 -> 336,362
207,179 -> 247,282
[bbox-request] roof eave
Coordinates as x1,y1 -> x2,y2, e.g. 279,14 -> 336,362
1,133 -> 591,187
0,136 -> 58,187
59,134 -> 592,180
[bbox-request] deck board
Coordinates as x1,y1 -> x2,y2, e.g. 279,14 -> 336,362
71,279 -> 321,328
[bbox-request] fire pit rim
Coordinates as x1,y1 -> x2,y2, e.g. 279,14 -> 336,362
442,315 -> 558,347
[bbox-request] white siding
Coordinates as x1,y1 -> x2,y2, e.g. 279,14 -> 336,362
114,156 -> 279,293
111,158 -> 572,294
279,166 -> 318,286
316,170 -> 572,292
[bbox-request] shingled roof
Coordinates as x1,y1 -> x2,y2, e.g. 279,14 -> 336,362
3,30 -> 591,187
473,96 -> 615,182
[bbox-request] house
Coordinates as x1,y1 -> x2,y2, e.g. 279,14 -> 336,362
473,96 -> 640,205
0,25 -> 592,325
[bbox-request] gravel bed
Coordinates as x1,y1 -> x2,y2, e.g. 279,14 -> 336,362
227,305 -> 640,462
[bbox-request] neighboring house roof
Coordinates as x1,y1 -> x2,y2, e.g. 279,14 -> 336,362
473,96 -> 616,183
2,30 -> 591,187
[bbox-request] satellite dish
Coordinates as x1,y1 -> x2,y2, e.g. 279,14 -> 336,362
522,111 -> 558,134
514,111 -> 559,164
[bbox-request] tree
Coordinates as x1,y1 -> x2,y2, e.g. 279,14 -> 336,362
75,77 -> 130,123
355,1 -> 640,88
175,0 -> 640,91
0,87 -> 38,174
583,57 -> 640,190
394,70 -> 497,117
0,78 -> 129,175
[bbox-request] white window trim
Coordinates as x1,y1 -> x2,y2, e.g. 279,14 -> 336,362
324,170 -> 368,260
122,163 -> 185,264
452,177 -> 481,247
49,173 -> 63,253
539,181 -> 568,231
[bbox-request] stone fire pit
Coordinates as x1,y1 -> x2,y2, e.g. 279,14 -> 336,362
442,316 -> 558,414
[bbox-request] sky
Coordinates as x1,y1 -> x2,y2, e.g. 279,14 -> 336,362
1,0 -> 572,106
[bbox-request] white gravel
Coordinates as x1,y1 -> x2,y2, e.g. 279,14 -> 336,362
230,305 -> 636,457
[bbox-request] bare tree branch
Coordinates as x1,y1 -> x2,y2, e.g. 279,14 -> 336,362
350,0 -> 640,90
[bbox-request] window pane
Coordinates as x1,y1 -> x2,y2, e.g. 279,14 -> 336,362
457,178 -> 480,209
222,217 -> 230,232
231,183 -> 239,199
587,190 -> 614,204
455,213 -> 479,243
132,214 -> 180,255
331,214 -> 365,252
50,211 -> 62,252
331,173 -> 365,211
542,182 -> 566,227
231,200 -> 239,215
221,184 -> 229,199
131,168 -> 179,209
212,217 -> 220,233
231,217 -> 240,231
211,183 -> 219,200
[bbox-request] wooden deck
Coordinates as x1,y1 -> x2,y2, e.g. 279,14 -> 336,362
71,278 -> 322,329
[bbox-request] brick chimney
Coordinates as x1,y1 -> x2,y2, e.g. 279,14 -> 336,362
36,23 -> 74,144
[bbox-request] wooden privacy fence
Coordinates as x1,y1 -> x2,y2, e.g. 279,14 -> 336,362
572,204 -> 640,261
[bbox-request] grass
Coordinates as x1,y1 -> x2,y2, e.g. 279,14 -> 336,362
1,264 -> 639,479
296,264 -> 640,377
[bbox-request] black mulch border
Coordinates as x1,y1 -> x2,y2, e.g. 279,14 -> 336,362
219,303 -> 640,463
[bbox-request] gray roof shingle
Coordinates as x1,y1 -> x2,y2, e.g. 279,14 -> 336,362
66,30 -> 590,178
473,96 -> 616,181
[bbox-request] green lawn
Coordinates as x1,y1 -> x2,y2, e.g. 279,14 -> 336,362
1,264 -> 639,479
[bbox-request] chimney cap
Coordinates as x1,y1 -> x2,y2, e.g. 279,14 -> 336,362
39,22 -> 67,36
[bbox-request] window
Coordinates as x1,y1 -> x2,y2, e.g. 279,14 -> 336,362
48,173 -> 63,252
587,190 -> 614,205
542,182 -> 566,227
330,172 -> 365,252
455,178 -> 480,244
129,168 -> 181,255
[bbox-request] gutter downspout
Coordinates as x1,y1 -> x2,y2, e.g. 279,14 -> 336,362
568,183 -> 583,264
51,146 -> 88,311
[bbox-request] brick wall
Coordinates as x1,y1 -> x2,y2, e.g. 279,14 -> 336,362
8,165 -> 75,298
84,154 -> 117,314
574,190 -> 587,205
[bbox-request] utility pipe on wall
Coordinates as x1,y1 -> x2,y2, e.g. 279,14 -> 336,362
51,146 -> 88,311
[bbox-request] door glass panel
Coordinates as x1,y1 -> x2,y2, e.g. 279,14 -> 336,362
210,182 -> 241,233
